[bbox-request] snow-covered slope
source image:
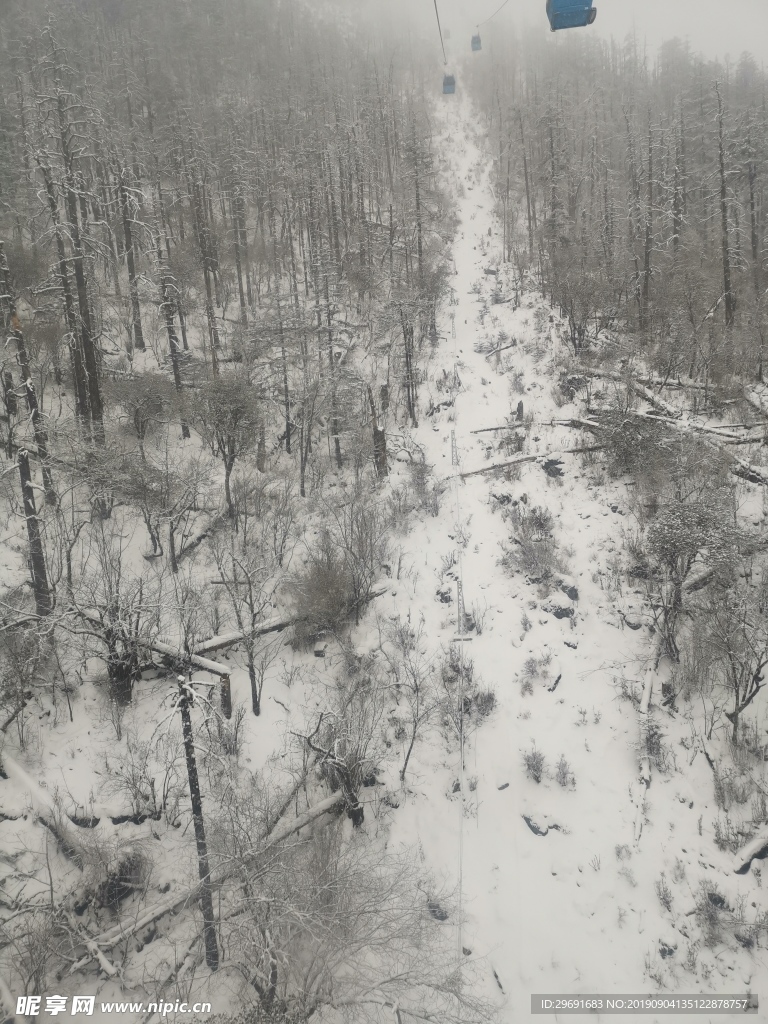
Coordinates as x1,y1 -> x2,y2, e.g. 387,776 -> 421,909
371,93 -> 768,1021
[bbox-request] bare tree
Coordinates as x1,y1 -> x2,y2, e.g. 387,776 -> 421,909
212,531 -> 280,716
647,492 -> 738,661
217,814 -> 491,1023
380,618 -> 440,783
69,518 -> 163,703
194,374 -> 262,520
693,585 -> 768,743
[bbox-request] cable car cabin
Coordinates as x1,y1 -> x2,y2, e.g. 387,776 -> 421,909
443,74 -> 456,94
471,34 -> 481,51
546,0 -> 597,31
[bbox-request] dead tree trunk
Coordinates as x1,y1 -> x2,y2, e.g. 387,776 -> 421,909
519,112 -> 534,258
152,219 -> 191,439
37,160 -> 90,424
366,384 -> 388,478
18,449 -> 53,617
177,678 -> 219,973
323,273 -> 342,468
0,243 -> 56,504
716,83 -> 736,329
117,168 -> 145,351
57,94 -> 104,438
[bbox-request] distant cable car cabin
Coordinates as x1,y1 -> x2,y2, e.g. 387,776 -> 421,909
443,73 -> 456,94
546,0 -> 597,31
471,33 -> 481,51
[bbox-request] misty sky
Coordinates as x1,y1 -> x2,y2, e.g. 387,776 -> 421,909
587,0 -> 768,63
433,0 -> 768,64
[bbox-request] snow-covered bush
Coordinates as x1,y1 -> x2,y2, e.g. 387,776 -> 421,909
695,884 -> 727,947
502,501 -> 565,591
288,538 -> 353,647
555,755 -> 574,788
655,874 -> 673,911
523,746 -> 545,784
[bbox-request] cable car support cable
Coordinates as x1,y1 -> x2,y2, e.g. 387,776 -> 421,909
478,0 -> 513,27
432,0 -> 448,64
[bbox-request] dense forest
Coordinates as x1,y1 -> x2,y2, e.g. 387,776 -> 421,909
479,28 -> 768,381
0,1 -> 476,1020
2,0 -> 768,1020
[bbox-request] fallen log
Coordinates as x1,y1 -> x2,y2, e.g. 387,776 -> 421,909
193,617 -> 293,655
684,540 -> 768,595
582,409 -> 768,487
629,411 -> 751,442
191,587 -> 389,657
63,911 -> 119,978
733,825 -> 768,874
719,435 -> 766,446
76,609 -> 233,678
68,789 -> 346,970
2,753 -> 85,869
459,446 -> 605,480
744,388 -> 768,416
469,424 -> 516,434
635,376 -> 709,392
550,417 -> 605,434
0,975 -> 17,1024
580,369 -> 683,418
149,641 -> 231,676
486,341 -> 517,356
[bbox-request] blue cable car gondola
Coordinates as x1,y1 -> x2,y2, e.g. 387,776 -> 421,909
546,0 -> 597,31
471,33 -> 482,51
443,73 -> 456,94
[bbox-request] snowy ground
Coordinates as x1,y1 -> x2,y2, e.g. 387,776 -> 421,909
372,94 -> 768,1021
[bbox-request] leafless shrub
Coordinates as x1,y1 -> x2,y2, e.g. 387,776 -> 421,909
210,704 -> 247,757
471,688 -> 497,720
713,815 -> 752,852
380,620 -> 440,782
655,874 -> 673,911
556,755 -> 574,788
523,746 -> 545,783
95,848 -> 151,910
502,502 -> 564,590
409,460 -> 443,517
4,909 -> 57,1000
618,866 -> 637,887
695,883 -> 727,947
288,531 -> 354,647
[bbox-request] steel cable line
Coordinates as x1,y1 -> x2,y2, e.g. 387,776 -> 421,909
432,0 -> 448,64
478,0 -> 513,27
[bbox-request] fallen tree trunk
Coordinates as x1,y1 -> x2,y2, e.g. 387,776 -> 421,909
68,790 -> 346,971
580,369 -> 683,418
683,540 -> 768,595
575,409 -> 768,487
733,825 -> 768,874
76,609 -> 233,678
149,640 -> 230,677
459,446 -> 605,480
192,588 -> 389,657
2,753 -> 85,868
744,388 -> 768,416
551,417 -> 605,434
469,424 -> 516,434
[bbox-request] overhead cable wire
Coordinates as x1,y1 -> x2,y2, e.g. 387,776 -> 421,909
479,0 -> 513,27
432,0 -> 448,64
